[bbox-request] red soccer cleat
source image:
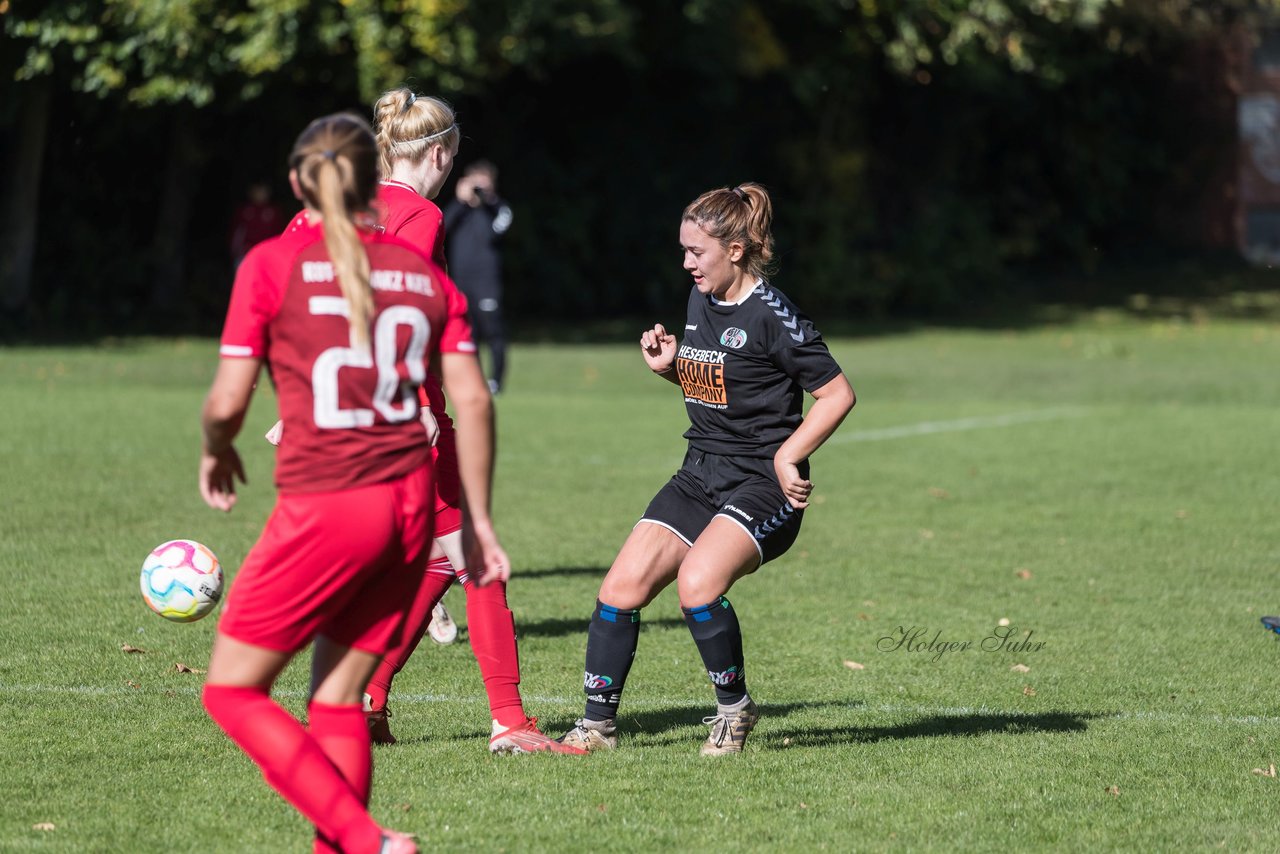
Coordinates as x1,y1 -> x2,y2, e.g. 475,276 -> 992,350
489,717 -> 588,755
366,707 -> 396,746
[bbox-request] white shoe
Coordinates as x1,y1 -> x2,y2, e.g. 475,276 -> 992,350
427,600 -> 458,644
557,718 -> 618,752
701,700 -> 758,756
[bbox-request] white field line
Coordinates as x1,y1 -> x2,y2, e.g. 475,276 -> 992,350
828,407 -> 1090,445
3,682 -> 1277,727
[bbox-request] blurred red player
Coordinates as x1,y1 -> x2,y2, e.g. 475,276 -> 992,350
199,112 -> 508,854
229,181 -> 284,268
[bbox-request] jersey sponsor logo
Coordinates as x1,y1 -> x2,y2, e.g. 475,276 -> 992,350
677,345 -> 725,363
677,356 -> 727,407
584,671 -> 613,690
723,504 -> 754,522
369,269 -> 436,296
719,327 -> 748,349
302,261 -> 335,283
685,324 -> 698,331
707,665 -> 742,687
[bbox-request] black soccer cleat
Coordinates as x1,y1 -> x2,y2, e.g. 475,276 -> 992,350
1261,616 -> 1280,634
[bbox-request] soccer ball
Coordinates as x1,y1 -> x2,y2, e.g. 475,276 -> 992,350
140,539 -> 224,622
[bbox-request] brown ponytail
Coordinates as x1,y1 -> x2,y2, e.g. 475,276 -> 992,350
682,182 -> 776,281
289,113 -> 379,347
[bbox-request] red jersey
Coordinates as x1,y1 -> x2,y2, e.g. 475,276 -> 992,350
220,220 -> 447,494
373,183 -> 476,440
375,182 -> 448,268
279,210 -> 315,246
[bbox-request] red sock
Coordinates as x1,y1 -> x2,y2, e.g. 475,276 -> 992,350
461,576 -> 526,729
365,557 -> 455,711
308,701 -> 371,854
202,684 -> 383,854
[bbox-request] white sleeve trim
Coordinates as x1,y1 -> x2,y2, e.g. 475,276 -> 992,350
220,344 -> 256,357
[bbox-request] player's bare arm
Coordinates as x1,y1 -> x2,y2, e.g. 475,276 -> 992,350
438,350 -> 509,586
774,373 -> 856,509
199,358 -> 261,512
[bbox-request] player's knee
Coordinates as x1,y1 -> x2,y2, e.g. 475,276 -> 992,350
675,566 -> 730,610
598,573 -> 657,610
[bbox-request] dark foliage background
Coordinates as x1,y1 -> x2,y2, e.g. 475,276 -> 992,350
0,1 -> 1266,338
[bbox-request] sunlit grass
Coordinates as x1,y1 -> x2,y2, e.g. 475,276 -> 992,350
1,311 -> 1278,851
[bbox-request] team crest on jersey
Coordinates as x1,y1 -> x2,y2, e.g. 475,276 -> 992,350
719,327 -> 748,349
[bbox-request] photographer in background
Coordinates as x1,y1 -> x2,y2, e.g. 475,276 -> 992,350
444,160 -> 512,394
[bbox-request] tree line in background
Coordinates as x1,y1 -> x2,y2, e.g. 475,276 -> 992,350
0,0 -> 1271,337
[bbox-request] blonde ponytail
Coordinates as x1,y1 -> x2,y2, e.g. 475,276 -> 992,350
373,87 -> 459,179
315,155 -> 374,347
289,113 -> 380,348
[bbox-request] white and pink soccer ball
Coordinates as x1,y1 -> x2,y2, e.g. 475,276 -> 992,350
140,539 -> 223,622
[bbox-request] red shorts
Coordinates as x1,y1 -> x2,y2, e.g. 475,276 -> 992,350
432,429 -> 461,538
217,465 -> 435,655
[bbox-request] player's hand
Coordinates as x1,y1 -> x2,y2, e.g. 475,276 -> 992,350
420,406 -> 440,447
264,419 -> 284,446
640,323 -> 677,375
462,515 -> 509,587
464,523 -> 510,587
200,446 -> 246,512
774,457 -> 813,509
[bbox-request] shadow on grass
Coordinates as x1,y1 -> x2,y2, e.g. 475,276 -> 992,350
517,615 -> 686,638
597,701 -> 1099,748
517,565 -> 609,579
762,708 -> 1099,748
614,700 -> 850,745
382,705 -> 1099,749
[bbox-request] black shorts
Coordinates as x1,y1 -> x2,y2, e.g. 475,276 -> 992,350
639,448 -> 806,565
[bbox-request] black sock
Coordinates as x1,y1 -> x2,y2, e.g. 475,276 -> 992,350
583,600 -> 640,721
683,596 -> 748,706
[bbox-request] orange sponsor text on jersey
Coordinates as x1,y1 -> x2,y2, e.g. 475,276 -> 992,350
677,357 -> 727,406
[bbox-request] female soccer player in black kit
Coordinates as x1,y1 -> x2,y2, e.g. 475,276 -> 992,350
559,183 -> 856,756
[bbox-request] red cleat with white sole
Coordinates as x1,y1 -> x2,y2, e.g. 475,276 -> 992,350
489,717 -> 587,755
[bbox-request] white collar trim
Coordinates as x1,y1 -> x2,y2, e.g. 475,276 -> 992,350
710,277 -> 763,306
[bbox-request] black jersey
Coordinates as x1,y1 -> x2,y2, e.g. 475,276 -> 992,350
442,197 -> 511,297
675,281 -> 842,458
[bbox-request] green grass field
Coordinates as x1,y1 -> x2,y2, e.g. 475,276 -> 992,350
2,309 -> 1279,852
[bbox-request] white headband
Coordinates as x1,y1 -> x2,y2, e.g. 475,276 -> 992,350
390,124 -> 457,148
